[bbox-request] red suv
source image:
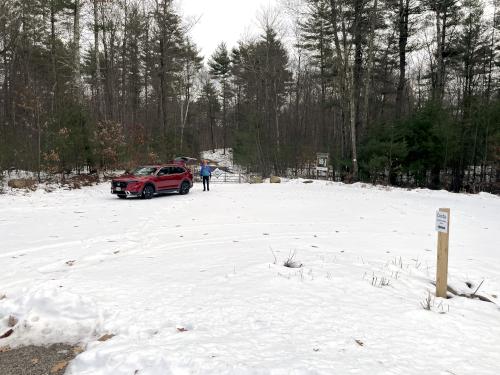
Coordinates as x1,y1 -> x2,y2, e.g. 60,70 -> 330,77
111,163 -> 193,199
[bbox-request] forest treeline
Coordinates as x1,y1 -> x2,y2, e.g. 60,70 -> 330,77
0,0 -> 498,192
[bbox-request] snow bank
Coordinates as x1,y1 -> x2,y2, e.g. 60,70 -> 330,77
0,285 -> 102,347
67,343 -> 177,375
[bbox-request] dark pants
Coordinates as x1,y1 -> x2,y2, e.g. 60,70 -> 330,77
203,176 -> 210,191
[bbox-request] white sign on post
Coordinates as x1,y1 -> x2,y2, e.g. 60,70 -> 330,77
435,211 -> 449,233
213,168 -> 223,179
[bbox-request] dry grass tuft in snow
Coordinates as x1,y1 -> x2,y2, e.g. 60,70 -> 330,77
282,251 -> 303,269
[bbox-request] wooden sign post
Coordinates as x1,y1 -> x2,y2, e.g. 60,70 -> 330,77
435,208 -> 450,298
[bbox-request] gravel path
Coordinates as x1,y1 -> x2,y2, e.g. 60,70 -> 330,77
0,344 -> 80,375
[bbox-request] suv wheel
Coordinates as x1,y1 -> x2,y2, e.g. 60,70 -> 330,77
179,181 -> 190,195
142,184 -> 155,199
117,194 -> 127,199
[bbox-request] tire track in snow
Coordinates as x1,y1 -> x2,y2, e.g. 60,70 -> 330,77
12,230 -> 339,279
0,240 -> 84,259
1,221 -> 345,260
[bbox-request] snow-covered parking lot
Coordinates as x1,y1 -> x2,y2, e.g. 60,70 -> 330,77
1,181 -> 499,374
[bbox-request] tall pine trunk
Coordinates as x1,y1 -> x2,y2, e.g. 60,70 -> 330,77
361,0 -> 378,132
73,0 -> 82,101
395,0 -> 409,120
93,0 -> 103,119
50,1 -> 57,115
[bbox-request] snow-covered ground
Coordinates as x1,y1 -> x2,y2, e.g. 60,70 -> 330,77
1,181 -> 499,374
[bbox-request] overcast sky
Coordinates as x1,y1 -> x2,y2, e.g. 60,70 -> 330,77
178,0 -> 279,60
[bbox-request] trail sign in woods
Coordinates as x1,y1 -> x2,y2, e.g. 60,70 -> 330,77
213,168 -> 223,179
316,153 -> 329,179
436,208 -> 451,298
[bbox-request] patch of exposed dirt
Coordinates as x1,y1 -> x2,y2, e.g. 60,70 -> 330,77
0,344 -> 83,375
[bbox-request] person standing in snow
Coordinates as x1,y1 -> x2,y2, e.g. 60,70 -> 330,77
200,160 -> 212,191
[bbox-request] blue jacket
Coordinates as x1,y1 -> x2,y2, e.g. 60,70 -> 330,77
200,165 -> 211,177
